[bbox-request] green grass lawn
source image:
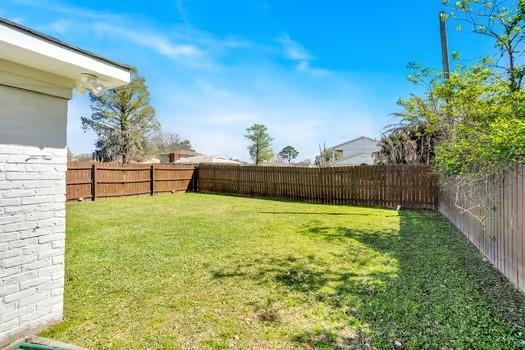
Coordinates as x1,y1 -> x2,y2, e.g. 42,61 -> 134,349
42,193 -> 525,349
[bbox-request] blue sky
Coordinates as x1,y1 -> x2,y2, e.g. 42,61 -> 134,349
2,0 -> 492,161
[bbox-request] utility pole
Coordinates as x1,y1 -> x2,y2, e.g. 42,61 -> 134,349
439,11 -> 450,80
440,11 -> 453,127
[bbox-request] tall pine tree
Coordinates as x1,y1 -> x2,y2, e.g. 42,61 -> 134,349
245,124 -> 274,165
82,68 -> 160,163
278,146 -> 299,164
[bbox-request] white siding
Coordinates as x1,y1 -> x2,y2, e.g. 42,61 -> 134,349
336,153 -> 376,166
0,86 -> 67,346
0,86 -> 67,148
334,138 -> 380,165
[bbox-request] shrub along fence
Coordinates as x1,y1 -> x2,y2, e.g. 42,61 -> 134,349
439,165 -> 525,293
66,162 -> 196,201
197,164 -> 438,209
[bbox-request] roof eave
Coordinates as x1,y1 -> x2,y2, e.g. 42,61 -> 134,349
0,17 -> 131,89
330,136 -> 379,150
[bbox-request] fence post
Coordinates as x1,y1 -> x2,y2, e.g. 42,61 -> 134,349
319,167 -> 325,204
435,171 -> 439,210
151,164 -> 155,196
91,163 -> 97,201
190,166 -> 199,192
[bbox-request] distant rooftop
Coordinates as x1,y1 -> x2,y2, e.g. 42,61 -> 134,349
331,136 -> 378,150
161,150 -> 201,156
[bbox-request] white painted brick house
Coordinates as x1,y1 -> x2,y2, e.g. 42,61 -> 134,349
0,18 -> 130,346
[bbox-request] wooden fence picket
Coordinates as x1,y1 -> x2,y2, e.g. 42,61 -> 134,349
196,164 -> 437,209
67,161 -> 196,201
439,165 -> 525,293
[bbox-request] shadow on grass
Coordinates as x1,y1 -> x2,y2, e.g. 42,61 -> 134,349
211,211 -> 525,349
196,191 -> 400,211
258,211 -> 376,216
211,270 -> 248,279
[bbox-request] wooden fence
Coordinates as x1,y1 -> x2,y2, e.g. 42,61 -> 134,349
439,165 -> 525,293
197,164 -> 438,209
66,162 -> 196,201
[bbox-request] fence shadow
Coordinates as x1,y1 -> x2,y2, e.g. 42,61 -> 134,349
210,211 -> 525,348
259,211 -> 375,217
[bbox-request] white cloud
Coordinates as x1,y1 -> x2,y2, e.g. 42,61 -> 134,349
296,61 -> 330,77
8,0 -> 124,21
277,33 -> 330,76
92,22 -> 203,60
278,33 -> 312,61
8,0 -> 246,69
45,19 -> 72,34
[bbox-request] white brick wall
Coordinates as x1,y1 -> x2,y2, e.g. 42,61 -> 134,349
0,144 -> 66,345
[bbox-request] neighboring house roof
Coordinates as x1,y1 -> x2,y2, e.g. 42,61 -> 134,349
295,160 -> 315,167
0,17 -> 130,89
175,155 -> 242,165
161,150 -> 201,157
141,157 -> 161,164
330,136 -> 379,150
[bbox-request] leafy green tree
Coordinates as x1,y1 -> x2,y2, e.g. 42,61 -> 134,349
444,0 -> 525,91
377,0 -> 525,224
245,124 -> 274,165
432,67 -> 525,178
92,131 -> 122,162
386,0 -> 524,172
82,68 -> 160,163
394,62 -> 525,224
278,146 -> 299,163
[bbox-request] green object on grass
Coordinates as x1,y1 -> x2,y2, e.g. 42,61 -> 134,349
12,343 -> 69,350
